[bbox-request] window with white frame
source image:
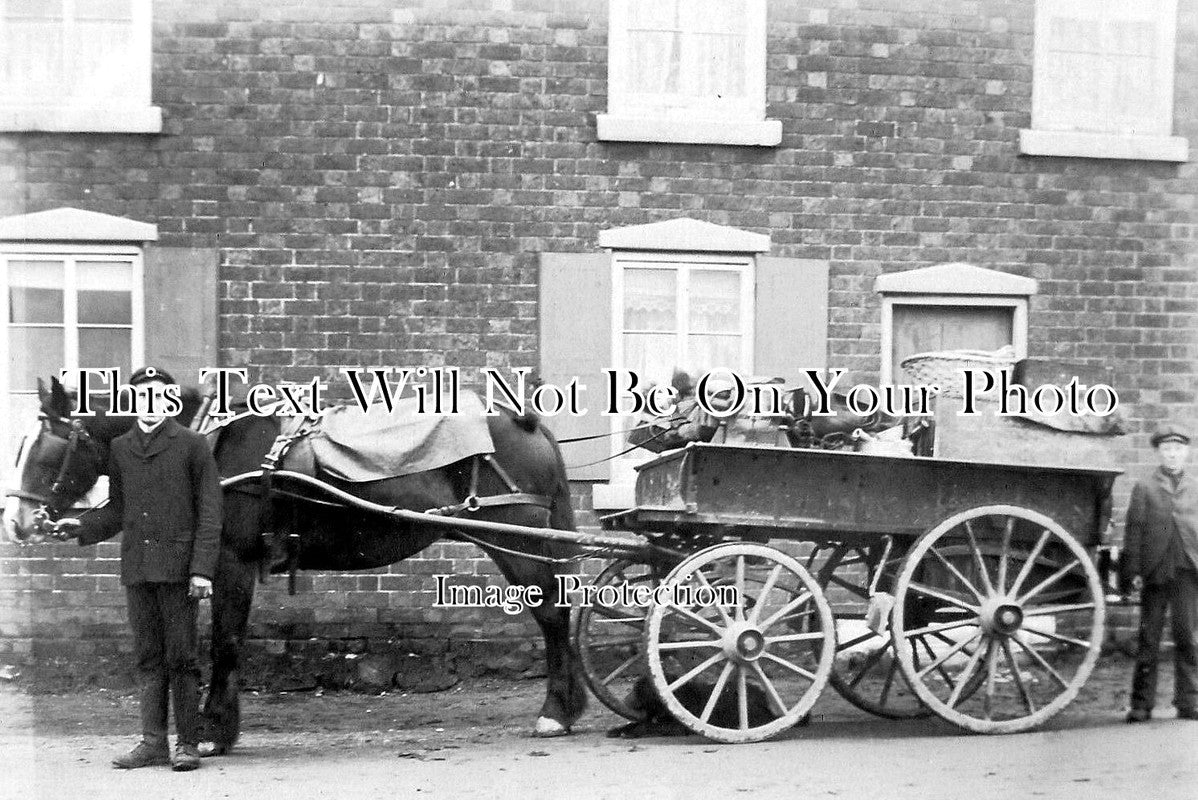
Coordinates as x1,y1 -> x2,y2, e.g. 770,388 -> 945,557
0,0 -> 161,133
2,247 -> 144,484
592,253 -> 754,507
597,0 -> 781,146
1021,0 -> 1187,161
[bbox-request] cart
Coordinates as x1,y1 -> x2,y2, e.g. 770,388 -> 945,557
228,407 -> 1119,744
571,439 -> 1119,742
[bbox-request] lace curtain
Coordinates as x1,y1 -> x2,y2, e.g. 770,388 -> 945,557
625,0 -> 748,102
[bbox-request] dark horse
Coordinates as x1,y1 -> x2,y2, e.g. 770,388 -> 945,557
5,376 -> 587,749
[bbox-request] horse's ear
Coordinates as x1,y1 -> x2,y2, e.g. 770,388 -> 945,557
48,376 -> 72,416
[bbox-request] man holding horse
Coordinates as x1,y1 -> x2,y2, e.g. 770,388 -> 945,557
46,366 -> 223,770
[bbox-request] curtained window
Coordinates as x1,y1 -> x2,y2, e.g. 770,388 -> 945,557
0,0 -> 161,132
1021,0 -> 1187,161
598,0 -> 780,146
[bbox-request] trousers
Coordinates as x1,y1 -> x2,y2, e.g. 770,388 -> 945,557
125,582 -> 201,746
1131,569 -> 1198,712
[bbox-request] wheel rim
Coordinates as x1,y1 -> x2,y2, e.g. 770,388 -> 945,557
570,559 -> 658,721
645,542 -> 836,743
891,505 -> 1105,734
816,543 -> 931,719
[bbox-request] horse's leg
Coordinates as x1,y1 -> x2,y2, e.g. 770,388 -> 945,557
487,551 -> 588,737
201,545 -> 256,754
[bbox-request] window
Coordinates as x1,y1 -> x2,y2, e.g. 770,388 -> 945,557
1021,0 -> 1187,161
2,246 -> 144,485
617,256 -> 754,393
540,218 -> 829,509
598,0 -> 781,146
875,264 -> 1036,385
596,253 -> 755,505
0,0 -> 161,133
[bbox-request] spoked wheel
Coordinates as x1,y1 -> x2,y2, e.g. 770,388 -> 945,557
815,542 -> 930,719
891,505 -> 1105,734
644,542 -> 836,743
570,559 -> 660,720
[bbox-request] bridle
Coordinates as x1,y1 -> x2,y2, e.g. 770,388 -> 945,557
4,413 -> 95,519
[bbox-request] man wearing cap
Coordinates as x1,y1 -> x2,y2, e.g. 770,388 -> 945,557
49,367 -> 222,769
1120,422 -> 1198,722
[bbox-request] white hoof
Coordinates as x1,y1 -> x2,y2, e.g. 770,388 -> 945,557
533,717 -> 569,737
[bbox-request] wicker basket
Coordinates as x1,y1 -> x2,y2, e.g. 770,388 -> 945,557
900,347 -> 1017,398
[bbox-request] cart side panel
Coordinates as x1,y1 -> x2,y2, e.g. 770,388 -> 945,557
632,445 -> 1114,545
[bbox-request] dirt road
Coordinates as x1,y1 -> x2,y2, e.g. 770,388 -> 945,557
1,657 -> 1195,800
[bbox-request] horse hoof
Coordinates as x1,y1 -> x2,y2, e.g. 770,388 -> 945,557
198,742 -> 229,758
533,717 -> 569,737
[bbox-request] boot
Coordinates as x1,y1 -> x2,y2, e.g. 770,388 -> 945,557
171,743 -> 201,772
112,740 -> 169,769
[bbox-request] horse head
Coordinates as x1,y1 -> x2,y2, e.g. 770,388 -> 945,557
4,376 -> 206,542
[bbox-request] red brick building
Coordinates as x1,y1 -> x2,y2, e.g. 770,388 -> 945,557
1,0 -> 1195,674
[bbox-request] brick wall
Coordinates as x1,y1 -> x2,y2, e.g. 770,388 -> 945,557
2,0 -> 1196,667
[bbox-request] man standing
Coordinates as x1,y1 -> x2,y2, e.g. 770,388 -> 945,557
51,366 -> 222,769
1120,422 -> 1198,722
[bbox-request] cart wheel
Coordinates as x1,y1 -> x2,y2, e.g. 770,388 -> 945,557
891,505 -> 1105,734
816,543 -> 930,719
644,542 -> 836,743
569,559 -> 659,720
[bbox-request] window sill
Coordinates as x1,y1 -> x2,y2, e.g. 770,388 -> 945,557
0,104 -> 163,133
597,114 -> 782,147
1019,129 -> 1188,162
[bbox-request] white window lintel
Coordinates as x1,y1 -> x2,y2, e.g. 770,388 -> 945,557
0,207 -> 158,243
599,218 -> 770,254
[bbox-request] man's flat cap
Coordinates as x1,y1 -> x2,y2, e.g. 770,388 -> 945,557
129,366 -> 176,386
1150,422 -> 1190,447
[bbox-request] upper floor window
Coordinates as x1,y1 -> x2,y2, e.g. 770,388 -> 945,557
1021,0 -> 1187,161
0,0 -> 161,133
597,0 -> 781,146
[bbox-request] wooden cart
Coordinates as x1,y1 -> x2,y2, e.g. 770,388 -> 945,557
572,434 -> 1119,743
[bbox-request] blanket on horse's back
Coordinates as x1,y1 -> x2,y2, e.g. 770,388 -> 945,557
308,391 -> 494,482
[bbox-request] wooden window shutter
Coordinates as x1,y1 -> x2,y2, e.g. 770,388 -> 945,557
142,247 -> 218,385
539,252 -> 613,481
753,257 -> 828,383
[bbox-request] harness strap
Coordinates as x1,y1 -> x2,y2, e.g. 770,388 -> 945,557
50,422 -> 87,496
425,454 -> 552,516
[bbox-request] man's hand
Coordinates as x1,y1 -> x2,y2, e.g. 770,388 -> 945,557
37,513 -> 81,541
189,575 -> 213,599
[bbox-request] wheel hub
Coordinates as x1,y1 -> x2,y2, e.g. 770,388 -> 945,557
723,623 -> 766,662
979,598 -> 1024,636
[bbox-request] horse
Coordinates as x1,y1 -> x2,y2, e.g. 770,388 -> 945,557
3,378 -> 205,542
5,376 -> 588,751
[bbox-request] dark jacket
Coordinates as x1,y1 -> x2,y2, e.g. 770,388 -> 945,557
1121,467 -> 1198,586
77,418 -> 222,584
